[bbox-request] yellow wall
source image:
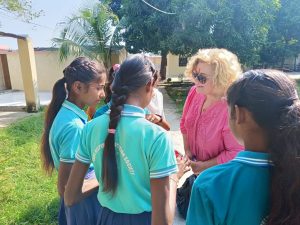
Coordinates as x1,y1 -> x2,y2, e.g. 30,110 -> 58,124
5,50 -> 206,91
111,48 -> 127,66
148,56 -> 161,71
7,50 -> 74,91
166,53 -> 186,78
6,49 -> 126,91
284,55 -> 300,70
6,51 -> 22,90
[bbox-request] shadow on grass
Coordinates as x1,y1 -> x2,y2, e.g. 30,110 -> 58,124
5,113 -> 44,147
13,197 -> 60,225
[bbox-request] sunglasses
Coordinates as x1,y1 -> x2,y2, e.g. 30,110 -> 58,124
192,72 -> 208,84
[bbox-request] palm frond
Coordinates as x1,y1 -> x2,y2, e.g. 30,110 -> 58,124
52,3 -> 120,66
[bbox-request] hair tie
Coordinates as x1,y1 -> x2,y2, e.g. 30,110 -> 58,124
108,129 -> 116,134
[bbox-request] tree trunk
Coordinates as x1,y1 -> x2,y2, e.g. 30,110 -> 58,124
280,41 -> 287,68
160,51 -> 168,80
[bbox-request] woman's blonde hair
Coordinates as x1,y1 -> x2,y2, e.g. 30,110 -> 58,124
185,48 -> 242,90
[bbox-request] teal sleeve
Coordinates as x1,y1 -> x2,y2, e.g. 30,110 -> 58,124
144,107 -> 151,115
186,180 -> 216,225
75,125 -> 92,164
59,124 -> 81,163
149,132 -> 178,178
93,104 -> 110,118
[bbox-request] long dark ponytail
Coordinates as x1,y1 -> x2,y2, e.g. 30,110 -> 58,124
101,54 -> 158,194
41,57 -> 106,174
227,70 -> 300,225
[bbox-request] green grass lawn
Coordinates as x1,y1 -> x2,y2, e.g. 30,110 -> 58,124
0,113 -> 59,225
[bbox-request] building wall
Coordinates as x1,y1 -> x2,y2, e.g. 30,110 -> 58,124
6,50 -> 74,91
111,48 -> 127,66
148,56 -> 161,71
6,49 -> 126,91
6,51 -> 22,90
284,54 -> 300,71
166,54 -> 187,78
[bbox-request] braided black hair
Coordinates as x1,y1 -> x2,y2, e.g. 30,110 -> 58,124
101,54 -> 158,194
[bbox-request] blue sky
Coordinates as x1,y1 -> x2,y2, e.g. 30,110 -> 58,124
0,0 -> 97,49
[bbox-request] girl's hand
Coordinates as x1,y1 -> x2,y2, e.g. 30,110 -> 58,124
185,150 -> 193,160
146,113 -> 162,124
176,155 -> 191,180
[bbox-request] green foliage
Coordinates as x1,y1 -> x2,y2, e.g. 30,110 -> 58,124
0,0 -> 42,23
259,0 -> 300,68
116,0 -> 280,67
115,0 -> 178,78
165,86 -> 190,113
58,0 -> 299,68
53,3 -> 119,67
118,0 -> 176,54
171,0 -> 279,66
0,113 -> 58,224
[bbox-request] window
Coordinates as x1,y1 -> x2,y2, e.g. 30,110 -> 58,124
179,56 -> 187,67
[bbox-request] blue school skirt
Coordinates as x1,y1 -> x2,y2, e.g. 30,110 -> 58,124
58,169 -> 99,225
96,204 -> 151,225
64,191 -> 100,225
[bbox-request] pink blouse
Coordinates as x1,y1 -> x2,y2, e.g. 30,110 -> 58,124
180,86 -> 243,164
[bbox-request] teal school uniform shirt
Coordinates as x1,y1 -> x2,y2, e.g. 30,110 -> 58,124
76,104 -> 178,214
186,151 -> 272,225
93,101 -> 111,118
94,101 -> 152,118
49,100 -> 88,170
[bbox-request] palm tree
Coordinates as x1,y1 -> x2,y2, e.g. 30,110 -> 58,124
52,3 -> 119,67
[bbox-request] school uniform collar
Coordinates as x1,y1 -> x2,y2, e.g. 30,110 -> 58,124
106,104 -> 146,118
232,150 -> 274,167
62,100 -> 88,123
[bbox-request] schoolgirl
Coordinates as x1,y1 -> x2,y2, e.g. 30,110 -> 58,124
40,57 -> 106,224
187,70 -> 300,225
64,54 -> 178,225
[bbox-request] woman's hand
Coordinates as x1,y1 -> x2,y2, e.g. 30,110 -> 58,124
190,160 -> 206,175
190,157 -> 218,175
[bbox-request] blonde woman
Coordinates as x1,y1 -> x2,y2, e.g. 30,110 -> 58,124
180,48 -> 244,175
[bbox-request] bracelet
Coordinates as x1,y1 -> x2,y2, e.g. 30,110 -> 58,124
169,176 -> 179,184
155,114 -> 163,123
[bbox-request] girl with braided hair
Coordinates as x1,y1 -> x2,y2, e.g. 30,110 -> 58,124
187,70 -> 300,225
86,64 -> 120,120
90,62 -> 171,130
64,54 -> 178,225
41,57 -> 106,224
